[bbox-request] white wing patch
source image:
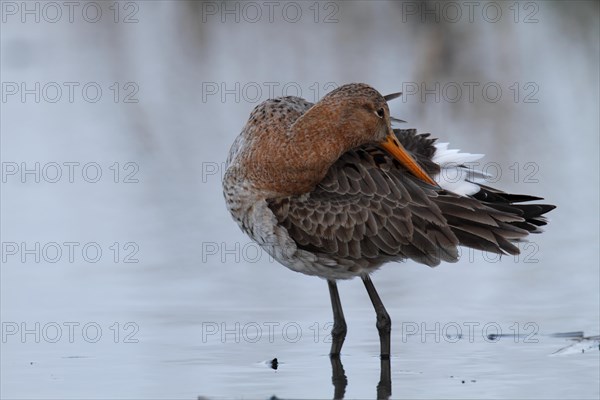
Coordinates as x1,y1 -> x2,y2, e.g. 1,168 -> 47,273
432,142 -> 487,196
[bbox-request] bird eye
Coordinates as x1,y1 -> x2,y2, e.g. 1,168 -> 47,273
376,108 -> 385,118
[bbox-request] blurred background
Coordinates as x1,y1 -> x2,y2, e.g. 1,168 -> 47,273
1,1 -> 599,398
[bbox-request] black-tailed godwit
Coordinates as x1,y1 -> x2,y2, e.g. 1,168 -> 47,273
222,83 -> 555,358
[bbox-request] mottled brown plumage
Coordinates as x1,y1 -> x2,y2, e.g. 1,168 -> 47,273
222,83 -> 555,357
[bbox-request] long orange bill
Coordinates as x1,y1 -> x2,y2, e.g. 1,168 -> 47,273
379,133 -> 439,187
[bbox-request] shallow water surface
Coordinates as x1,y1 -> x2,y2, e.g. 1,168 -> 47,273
1,1 -> 599,398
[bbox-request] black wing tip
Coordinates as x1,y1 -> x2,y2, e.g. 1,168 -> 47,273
542,204 -> 557,212
472,186 -> 556,209
384,92 -> 402,101
390,116 -> 407,123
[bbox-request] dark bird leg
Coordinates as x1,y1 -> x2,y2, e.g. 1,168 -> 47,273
362,275 -> 392,358
327,279 -> 347,357
377,357 -> 392,399
329,354 -> 348,399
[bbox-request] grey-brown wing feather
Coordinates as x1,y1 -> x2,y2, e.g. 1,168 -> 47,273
268,146 -> 460,267
268,130 -> 555,269
395,129 -> 555,256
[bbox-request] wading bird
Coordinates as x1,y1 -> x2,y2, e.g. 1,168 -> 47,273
222,83 -> 554,358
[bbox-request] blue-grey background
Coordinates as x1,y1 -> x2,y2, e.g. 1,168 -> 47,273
1,1 -> 599,398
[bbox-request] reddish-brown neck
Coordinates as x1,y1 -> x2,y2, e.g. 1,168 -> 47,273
240,101 -> 355,197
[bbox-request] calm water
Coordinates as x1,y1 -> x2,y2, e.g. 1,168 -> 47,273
2,1 -> 599,398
